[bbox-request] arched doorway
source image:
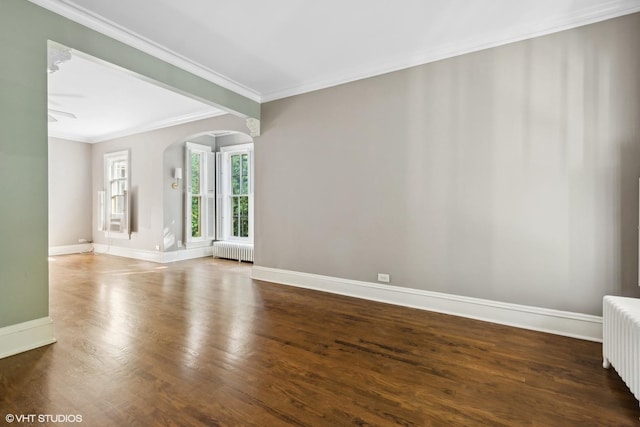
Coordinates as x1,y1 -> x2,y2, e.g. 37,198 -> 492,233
162,131 -> 254,262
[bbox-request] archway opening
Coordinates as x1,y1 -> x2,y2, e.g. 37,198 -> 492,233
163,131 -> 254,262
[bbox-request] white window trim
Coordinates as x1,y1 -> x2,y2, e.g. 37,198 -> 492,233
185,142 -> 214,248
220,143 -> 254,243
101,149 -> 131,239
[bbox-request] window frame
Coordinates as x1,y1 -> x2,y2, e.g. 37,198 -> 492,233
220,143 -> 253,243
184,142 -> 214,247
101,149 -> 131,239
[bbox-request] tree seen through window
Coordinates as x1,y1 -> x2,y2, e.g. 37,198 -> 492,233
231,153 -> 249,237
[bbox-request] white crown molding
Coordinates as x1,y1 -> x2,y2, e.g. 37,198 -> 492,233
47,129 -> 94,143
0,317 -> 56,359
28,0 -> 261,103
92,110 -> 227,143
252,266 -> 604,342
30,0 -> 640,104
49,109 -> 226,143
261,0 -> 640,102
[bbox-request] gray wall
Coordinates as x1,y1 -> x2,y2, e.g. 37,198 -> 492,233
48,137 -> 92,247
162,133 -> 216,252
163,141 -> 186,251
255,13 -> 640,316
92,114 -> 248,252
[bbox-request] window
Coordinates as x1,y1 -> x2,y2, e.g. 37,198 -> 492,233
185,142 -> 214,245
220,143 -> 253,242
183,141 -> 253,245
190,150 -> 203,238
230,152 -> 249,238
100,150 -> 130,238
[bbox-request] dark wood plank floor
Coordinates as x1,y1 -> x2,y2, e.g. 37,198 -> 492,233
0,254 -> 638,426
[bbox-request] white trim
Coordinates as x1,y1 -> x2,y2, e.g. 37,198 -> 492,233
185,142 -> 214,245
260,1 -> 640,102
93,243 -> 162,263
251,266 -> 603,342
161,246 -> 214,263
31,0 -> 640,104
49,243 -> 92,256
46,130 -> 94,143
219,142 -> 254,154
117,119 -> 220,148
103,149 -> 131,238
93,243 -> 212,263
29,0 -> 261,103
53,110 -> 226,144
0,317 -> 56,359
220,144 -> 254,242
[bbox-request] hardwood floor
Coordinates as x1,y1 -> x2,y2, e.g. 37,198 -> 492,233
0,254 -> 638,426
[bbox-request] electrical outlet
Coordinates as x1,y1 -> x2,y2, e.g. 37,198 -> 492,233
177,240 -> 182,248
78,238 -> 91,243
155,244 -> 160,251
377,273 -> 390,283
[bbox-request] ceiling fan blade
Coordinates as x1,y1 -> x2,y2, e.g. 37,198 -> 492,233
48,109 -> 77,119
48,114 -> 58,123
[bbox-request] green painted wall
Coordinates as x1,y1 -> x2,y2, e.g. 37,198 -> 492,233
0,0 -> 259,329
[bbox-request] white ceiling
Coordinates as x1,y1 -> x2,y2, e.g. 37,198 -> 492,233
37,0 -> 640,142
48,49 -> 224,143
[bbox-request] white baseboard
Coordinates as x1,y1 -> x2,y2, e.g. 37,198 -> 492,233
0,317 -> 56,359
161,246 -> 214,263
49,244 -> 92,256
251,266 -> 603,342
93,243 -> 213,263
93,243 -> 163,263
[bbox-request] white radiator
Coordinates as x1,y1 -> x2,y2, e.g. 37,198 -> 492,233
603,295 -> 640,403
212,241 -> 254,262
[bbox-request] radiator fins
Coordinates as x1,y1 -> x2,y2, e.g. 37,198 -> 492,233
212,241 -> 254,262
